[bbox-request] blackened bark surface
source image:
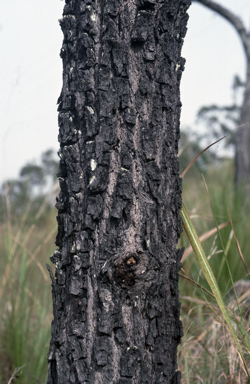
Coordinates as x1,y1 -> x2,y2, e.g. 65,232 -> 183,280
47,0 -> 190,383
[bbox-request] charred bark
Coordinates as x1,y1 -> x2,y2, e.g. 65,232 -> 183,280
47,0 -> 190,383
193,0 -> 250,185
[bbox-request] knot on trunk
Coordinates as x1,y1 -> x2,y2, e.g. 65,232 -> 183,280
113,252 -> 147,286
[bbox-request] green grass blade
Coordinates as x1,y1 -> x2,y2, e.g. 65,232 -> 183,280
180,202 -> 250,380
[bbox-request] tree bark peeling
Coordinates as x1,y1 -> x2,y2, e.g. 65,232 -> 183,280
47,0 -> 190,383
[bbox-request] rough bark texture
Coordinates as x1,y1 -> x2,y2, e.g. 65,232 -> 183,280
47,0 -> 190,383
193,0 -> 250,185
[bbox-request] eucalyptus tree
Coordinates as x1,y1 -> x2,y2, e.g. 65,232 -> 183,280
193,0 -> 250,185
46,0 -> 190,383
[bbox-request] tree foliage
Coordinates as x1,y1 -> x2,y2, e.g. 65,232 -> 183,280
0,149 -> 58,222
196,75 -> 245,150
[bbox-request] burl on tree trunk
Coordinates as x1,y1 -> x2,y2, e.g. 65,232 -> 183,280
47,0 -> 190,383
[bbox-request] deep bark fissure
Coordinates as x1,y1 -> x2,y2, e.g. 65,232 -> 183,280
47,1 -> 190,383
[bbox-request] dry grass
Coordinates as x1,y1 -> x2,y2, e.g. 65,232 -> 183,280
178,294 -> 250,383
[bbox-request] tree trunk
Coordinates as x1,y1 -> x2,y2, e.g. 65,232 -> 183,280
236,58 -> 250,185
47,0 -> 190,383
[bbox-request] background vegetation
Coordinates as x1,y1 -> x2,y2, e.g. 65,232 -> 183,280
1,134 -> 250,382
178,130 -> 250,382
0,150 -> 58,383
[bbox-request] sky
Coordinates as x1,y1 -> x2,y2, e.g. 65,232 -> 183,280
1,0 -> 250,182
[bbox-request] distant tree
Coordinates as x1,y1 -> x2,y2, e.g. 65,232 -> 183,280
0,179 -> 31,218
196,75 -> 245,155
19,149 -> 58,194
0,149 -> 58,222
20,163 -> 45,194
193,0 -> 250,186
46,0 -> 191,383
179,129 -> 216,174
41,149 -> 59,183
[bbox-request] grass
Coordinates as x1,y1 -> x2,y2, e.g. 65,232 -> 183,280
178,158 -> 250,383
180,159 -> 250,294
1,156 -> 250,383
0,183 -> 58,383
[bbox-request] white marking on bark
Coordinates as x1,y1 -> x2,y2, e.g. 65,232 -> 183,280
90,159 -> 97,171
102,261 -> 107,269
175,63 -> 180,71
86,106 -> 95,115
